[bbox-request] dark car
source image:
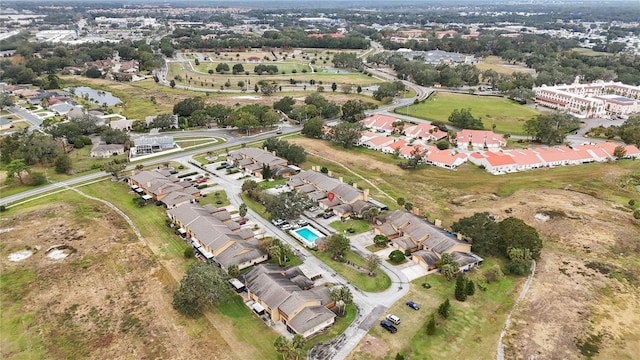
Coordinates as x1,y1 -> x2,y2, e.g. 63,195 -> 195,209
406,301 -> 420,310
322,211 -> 335,219
380,320 -> 397,334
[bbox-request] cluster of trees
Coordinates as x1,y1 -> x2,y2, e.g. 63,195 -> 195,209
172,262 -> 230,317
452,213 -> 542,275
260,238 -> 293,266
448,108 -> 484,130
274,335 -> 306,360
327,122 -> 364,148
242,180 -> 310,221
172,29 -> 369,50
262,138 -> 306,165
331,53 -> 362,70
254,64 -> 279,75
523,112 -> 581,145
372,81 -> 406,101
0,36 -> 168,85
593,116 -> 640,146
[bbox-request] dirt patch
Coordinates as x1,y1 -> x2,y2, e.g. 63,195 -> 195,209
355,335 -> 389,358
0,202 -> 230,360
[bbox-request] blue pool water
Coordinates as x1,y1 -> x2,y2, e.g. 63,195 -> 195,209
295,227 -> 319,242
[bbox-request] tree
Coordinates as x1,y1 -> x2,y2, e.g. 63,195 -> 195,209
301,118 -> 325,138
397,197 -> 405,206
357,85 -> 362,94
436,139 -> 450,150
232,63 -> 245,74
265,191 -> 310,221
238,203 -> 248,219
373,81 -> 405,101
613,146 -> 627,159
426,314 -> 436,335
261,164 -> 272,180
341,99 -> 367,123
150,114 -> 177,131
365,254 -> 382,275
268,239 -> 292,266
273,96 -> 296,115
172,262 -> 229,317
498,217 -> 543,260
100,127 -> 129,144
0,93 -> 15,110
506,247 -> 533,275
388,250 -> 405,264
619,116 -> 640,146
448,108 -> 483,130
170,79 -> 176,88
227,264 -> 240,278
325,234 -> 350,260
330,285 -> 353,317
6,159 -> 30,185
451,212 -> 500,257
524,112 -> 580,145
215,63 -> 230,74
373,234 -> 389,247
85,66 -> 101,78
436,253 -> 460,281
103,163 -> 126,180
438,298 -> 451,318
54,154 -> 72,174
259,81 -> 278,96
183,247 -> 195,259
173,97 -> 205,118
331,82 -> 337,92
329,122 -> 363,148
455,275 -> 467,302
466,279 -> 475,296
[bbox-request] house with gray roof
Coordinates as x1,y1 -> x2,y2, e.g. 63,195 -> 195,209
167,203 -> 267,270
128,169 -> 200,207
376,210 -> 482,271
244,264 -> 336,338
228,148 -> 296,179
90,142 -> 126,158
287,170 -> 375,217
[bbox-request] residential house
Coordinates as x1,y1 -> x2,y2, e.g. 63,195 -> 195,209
456,129 -> 507,150
167,203 -> 267,270
376,210 -> 482,271
244,264 -> 335,338
361,114 -> 399,133
362,135 -> 395,151
128,169 -> 200,206
424,150 -> 468,169
404,123 -> 447,142
287,170 -> 375,217
381,139 -> 407,154
468,151 -> 517,175
90,143 -> 126,158
130,135 -> 175,157
228,148 -> 296,179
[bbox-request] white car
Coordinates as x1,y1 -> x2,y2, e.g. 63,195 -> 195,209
281,224 -> 293,231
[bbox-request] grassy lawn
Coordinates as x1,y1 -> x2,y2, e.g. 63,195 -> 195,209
330,218 -> 371,235
569,48 -> 612,57
399,92 -> 540,135
199,189 -> 230,208
314,250 -> 391,292
214,294 -> 279,359
175,137 -> 219,148
349,268 -> 520,359
258,178 -> 288,189
241,193 -> 271,220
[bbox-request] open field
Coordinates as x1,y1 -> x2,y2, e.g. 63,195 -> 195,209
290,136 -> 640,359
0,194 -> 235,360
399,92 -> 541,135
475,55 -> 536,76
348,266 -> 519,360
569,48 -> 613,57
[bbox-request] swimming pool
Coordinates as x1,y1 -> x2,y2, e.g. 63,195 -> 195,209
292,225 -> 324,247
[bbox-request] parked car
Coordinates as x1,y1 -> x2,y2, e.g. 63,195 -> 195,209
322,212 -> 335,219
297,219 -> 308,226
380,320 -> 397,334
406,301 -> 420,310
195,174 -> 204,179
281,224 -> 293,231
272,219 -> 286,226
196,178 -> 207,183
238,219 -> 246,225
386,314 -> 401,325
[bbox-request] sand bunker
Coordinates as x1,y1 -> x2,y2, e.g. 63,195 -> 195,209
8,250 -> 33,262
47,249 -> 70,260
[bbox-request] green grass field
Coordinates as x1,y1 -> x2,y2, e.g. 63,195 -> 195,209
400,92 -> 541,135
569,48 -> 612,57
330,218 -> 371,235
314,250 -> 391,292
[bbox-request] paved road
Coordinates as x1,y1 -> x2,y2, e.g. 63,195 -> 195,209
8,105 -> 43,127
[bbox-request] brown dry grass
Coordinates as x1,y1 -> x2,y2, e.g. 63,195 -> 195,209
1,202 -> 231,360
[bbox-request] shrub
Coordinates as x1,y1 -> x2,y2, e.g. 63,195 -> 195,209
388,250 -> 405,264
426,314 -> 436,335
437,298 -> 451,318
477,279 -> 488,291
455,275 -> 467,302
466,279 -> 475,296
197,184 -> 208,189
634,209 -> 640,220
184,247 -> 195,258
